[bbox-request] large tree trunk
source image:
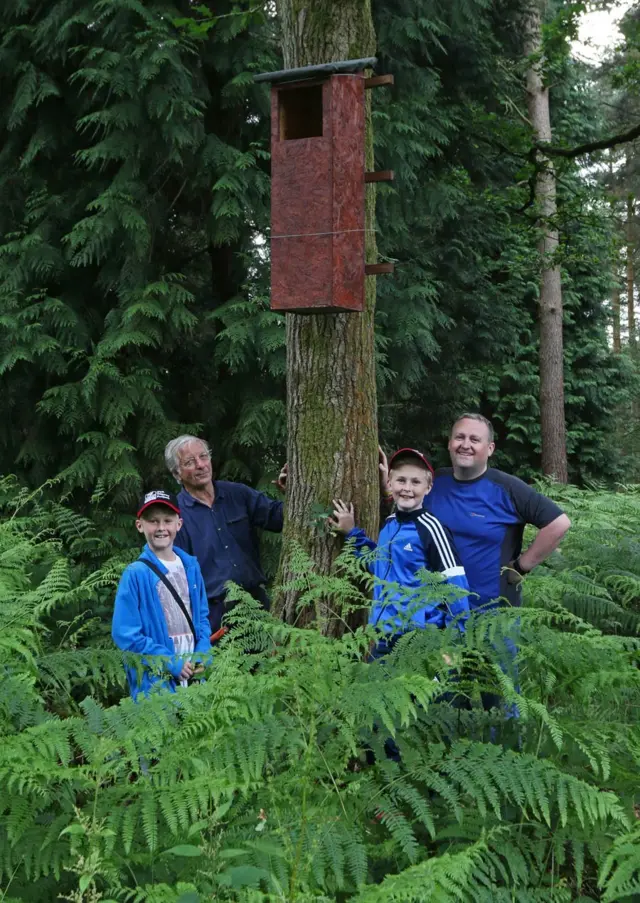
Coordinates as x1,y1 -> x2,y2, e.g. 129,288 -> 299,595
628,195 -> 636,346
274,0 -> 380,634
525,1 -> 568,483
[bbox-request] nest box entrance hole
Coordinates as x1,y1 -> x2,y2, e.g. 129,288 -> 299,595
278,84 -> 324,140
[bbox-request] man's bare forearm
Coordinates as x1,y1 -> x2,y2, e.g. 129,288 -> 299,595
519,514 -> 571,572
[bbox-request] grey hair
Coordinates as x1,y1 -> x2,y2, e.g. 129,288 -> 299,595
164,435 -> 211,481
452,413 -> 495,443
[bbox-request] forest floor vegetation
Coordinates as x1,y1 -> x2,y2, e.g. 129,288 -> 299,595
0,477 -> 638,902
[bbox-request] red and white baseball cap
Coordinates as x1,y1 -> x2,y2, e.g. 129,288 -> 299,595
136,490 -> 180,518
388,448 -> 434,476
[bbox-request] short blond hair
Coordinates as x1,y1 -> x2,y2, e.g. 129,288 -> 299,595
389,455 -> 433,485
452,413 -> 494,442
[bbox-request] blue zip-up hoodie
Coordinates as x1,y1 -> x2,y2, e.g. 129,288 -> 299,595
112,545 -> 212,700
348,506 -> 471,634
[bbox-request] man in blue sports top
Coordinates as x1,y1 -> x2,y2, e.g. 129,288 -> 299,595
423,413 -> 571,611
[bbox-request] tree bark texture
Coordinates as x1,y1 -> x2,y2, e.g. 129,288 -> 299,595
274,0 -> 379,634
628,195 -> 636,345
612,281 -> 621,353
608,176 -> 621,353
525,2 -> 568,483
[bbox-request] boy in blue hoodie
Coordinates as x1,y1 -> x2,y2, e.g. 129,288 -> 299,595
112,490 -> 212,699
331,449 -> 470,645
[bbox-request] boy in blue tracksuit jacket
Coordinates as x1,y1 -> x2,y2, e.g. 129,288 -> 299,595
112,490 -> 212,700
331,449 -> 470,640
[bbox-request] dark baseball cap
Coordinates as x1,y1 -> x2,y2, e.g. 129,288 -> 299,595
136,490 -> 180,518
388,448 -> 434,476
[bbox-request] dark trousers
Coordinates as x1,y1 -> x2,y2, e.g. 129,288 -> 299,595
207,584 -> 270,635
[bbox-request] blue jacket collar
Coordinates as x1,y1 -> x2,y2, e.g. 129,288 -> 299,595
139,543 -> 191,573
394,505 -> 428,523
178,482 -> 224,507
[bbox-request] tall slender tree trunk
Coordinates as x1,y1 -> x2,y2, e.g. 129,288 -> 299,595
609,172 -> 621,353
628,195 -> 636,346
612,281 -> 622,353
524,0 -> 568,483
274,0 -> 379,634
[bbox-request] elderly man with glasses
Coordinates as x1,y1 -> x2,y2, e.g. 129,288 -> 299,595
164,435 -> 286,634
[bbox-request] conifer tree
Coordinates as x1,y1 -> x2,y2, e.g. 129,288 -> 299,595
372,0 -> 633,483
525,0 -> 568,482
1,0 -> 636,514
0,0 -> 281,504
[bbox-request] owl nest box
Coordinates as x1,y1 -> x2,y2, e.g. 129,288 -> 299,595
255,57 -> 394,313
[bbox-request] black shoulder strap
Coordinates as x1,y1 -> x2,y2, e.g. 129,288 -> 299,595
141,558 -> 197,641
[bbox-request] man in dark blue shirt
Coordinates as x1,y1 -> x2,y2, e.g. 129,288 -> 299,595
423,414 -> 571,611
165,435 -> 286,632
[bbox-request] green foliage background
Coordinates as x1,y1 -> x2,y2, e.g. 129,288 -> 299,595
372,0 -> 636,480
0,0 -> 638,511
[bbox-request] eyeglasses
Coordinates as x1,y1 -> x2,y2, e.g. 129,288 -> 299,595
180,452 -> 211,469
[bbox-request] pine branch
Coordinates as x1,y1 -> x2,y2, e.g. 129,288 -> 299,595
539,121 -> 640,159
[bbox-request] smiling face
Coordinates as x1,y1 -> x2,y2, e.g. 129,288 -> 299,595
177,439 -> 213,494
136,505 -> 183,559
448,417 -> 495,480
388,462 -> 432,512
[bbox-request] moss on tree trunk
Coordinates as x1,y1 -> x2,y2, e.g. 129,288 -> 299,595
274,0 -> 380,634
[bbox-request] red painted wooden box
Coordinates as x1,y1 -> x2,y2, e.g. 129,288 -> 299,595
270,74 -> 366,313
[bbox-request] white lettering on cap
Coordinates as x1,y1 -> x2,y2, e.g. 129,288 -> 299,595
144,491 -> 171,504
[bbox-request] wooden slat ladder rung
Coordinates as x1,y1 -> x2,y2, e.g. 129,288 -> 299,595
365,263 -> 394,276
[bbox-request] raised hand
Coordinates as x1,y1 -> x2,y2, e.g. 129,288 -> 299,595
272,462 -> 288,493
329,499 -> 355,534
379,445 -> 391,496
